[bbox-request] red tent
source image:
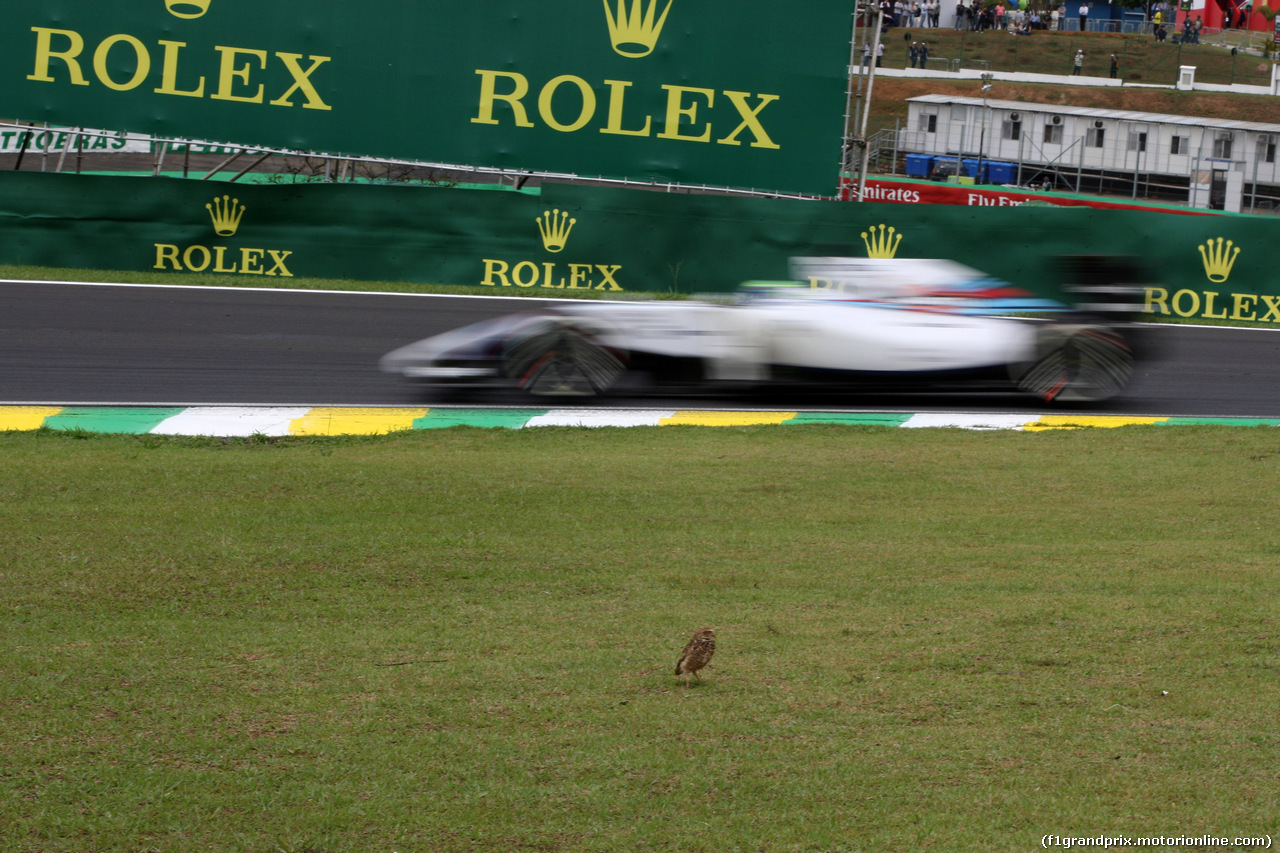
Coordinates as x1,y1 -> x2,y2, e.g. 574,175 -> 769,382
1176,0 -> 1272,32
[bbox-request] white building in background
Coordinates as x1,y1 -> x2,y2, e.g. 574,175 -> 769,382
900,94 -> 1280,213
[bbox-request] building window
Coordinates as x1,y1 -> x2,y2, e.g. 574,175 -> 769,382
1043,122 -> 1063,145
1002,116 -> 1022,140
1171,135 -> 1189,155
1213,131 -> 1234,159
1128,131 -> 1147,152
1086,126 -> 1105,148
919,112 -> 937,133
1257,134 -> 1275,164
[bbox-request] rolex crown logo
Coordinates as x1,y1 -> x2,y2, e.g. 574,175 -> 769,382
861,224 -> 903,259
1197,236 -> 1240,284
603,0 -> 674,58
166,0 -> 211,18
537,209 -> 576,253
206,195 -> 246,237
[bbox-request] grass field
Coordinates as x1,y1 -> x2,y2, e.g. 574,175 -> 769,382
869,27 -> 1275,87
3,425 -> 1279,851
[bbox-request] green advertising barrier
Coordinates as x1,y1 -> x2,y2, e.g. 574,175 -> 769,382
0,169 -> 1274,324
0,0 -> 856,196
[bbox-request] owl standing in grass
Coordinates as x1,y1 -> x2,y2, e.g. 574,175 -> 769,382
675,627 -> 716,686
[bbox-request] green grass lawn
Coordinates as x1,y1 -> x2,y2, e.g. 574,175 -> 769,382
3,425 -> 1278,851
873,27 -> 1273,87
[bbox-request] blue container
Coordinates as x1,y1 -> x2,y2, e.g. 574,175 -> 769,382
961,158 -> 983,179
905,153 -> 933,178
986,161 -> 1016,184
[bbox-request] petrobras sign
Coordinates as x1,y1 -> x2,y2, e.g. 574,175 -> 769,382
0,1 -> 857,195
0,125 -> 150,153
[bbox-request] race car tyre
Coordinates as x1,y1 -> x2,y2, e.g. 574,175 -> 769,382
503,321 -> 626,397
1013,325 -> 1135,403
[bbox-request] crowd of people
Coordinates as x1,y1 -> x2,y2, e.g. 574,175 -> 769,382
872,0 -> 1090,34
872,0 -> 1201,39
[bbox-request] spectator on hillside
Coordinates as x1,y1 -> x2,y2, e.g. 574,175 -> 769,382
1192,15 -> 1202,42
920,41 -> 931,66
1155,22 -> 1167,40
955,1 -> 967,29
1051,6 -> 1061,28
1072,48 -> 1084,74
1078,2 -> 1089,31
1110,52 -> 1119,78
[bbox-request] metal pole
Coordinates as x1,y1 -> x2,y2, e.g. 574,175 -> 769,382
1016,128 -> 1025,187
1191,134 -> 1205,207
892,117 -> 900,176
201,149 -> 248,180
1077,134 -> 1084,193
1251,142 -> 1260,213
841,9 -> 860,192
39,124 -> 52,172
855,8 -> 884,202
56,128 -> 80,174
978,72 -> 993,183
1132,125 -> 1141,199
153,141 -> 169,177
229,151 -> 275,182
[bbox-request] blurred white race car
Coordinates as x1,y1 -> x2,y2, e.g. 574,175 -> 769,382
381,258 -> 1141,403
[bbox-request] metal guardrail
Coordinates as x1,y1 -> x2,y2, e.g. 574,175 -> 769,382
949,58 -> 991,73
1206,28 -> 1272,54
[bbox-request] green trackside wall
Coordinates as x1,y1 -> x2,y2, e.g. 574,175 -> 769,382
0,169 -> 1274,324
0,0 -> 856,196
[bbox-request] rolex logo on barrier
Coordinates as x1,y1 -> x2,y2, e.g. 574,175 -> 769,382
165,0 -> 211,19
536,209 -> 576,253
603,0 -> 674,58
1198,237 -> 1240,284
479,209 -> 623,291
206,195 -> 246,237
152,196 -> 294,277
861,224 -> 903,259
472,0 -> 780,151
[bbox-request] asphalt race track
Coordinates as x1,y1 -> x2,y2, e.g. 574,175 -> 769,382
3,279 -> 1280,417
